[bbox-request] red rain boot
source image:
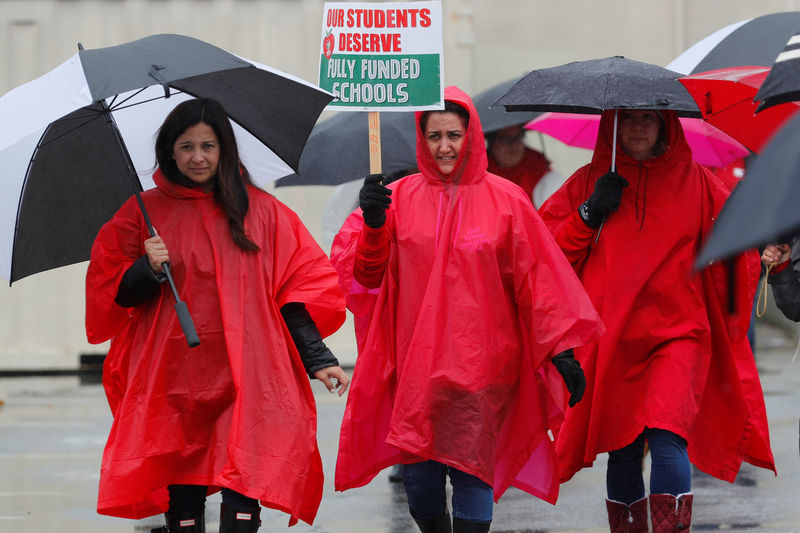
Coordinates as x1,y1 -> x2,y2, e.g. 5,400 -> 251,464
649,493 -> 692,533
606,497 -> 648,533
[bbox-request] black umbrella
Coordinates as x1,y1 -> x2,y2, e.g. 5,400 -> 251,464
667,11 -> 800,75
471,75 -> 540,134
274,110 -> 417,187
754,32 -> 800,111
0,34 -> 333,345
495,56 -> 701,117
695,111 -> 800,267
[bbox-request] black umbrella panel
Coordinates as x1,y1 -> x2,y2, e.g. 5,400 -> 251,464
695,111 -> 800,267
495,56 -> 701,117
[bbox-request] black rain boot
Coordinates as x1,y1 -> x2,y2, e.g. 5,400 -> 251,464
412,510 -> 452,533
150,511 -> 205,532
219,503 -> 261,532
452,517 -> 491,532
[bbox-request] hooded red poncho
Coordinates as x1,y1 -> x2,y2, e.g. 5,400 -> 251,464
85,171 -> 345,525
539,110 -> 775,483
331,86 -> 604,504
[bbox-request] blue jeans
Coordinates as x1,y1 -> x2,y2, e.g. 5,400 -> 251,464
167,484 -> 258,515
606,428 -> 691,504
401,460 -> 493,522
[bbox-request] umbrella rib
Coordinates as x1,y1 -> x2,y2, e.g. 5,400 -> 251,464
37,111 -> 106,150
109,90 -> 186,113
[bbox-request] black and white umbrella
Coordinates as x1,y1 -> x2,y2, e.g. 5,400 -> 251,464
0,33 -> 333,345
666,11 -> 800,75
755,32 -> 800,110
0,33 -> 332,284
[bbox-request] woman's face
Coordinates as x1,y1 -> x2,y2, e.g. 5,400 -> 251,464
424,112 -> 467,175
489,125 -> 526,168
618,110 -> 662,161
173,122 -> 220,185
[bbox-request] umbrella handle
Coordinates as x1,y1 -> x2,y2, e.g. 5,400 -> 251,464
162,262 -> 201,348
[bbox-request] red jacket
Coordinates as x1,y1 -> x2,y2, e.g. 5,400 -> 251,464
85,171 -> 345,525
331,86 -> 604,504
487,147 -> 551,200
539,110 -> 774,483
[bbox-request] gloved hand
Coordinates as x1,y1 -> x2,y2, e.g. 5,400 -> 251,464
551,348 -> 586,407
359,173 -> 392,228
579,171 -> 629,229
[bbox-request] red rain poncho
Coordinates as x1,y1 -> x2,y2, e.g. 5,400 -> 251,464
332,86 -> 604,504
85,171 -> 345,525
539,110 -> 775,483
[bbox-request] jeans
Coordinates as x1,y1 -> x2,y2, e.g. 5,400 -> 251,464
606,428 -> 691,504
167,484 -> 259,516
401,460 -> 493,522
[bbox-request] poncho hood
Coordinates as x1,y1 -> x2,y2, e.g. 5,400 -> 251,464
414,85 -> 488,187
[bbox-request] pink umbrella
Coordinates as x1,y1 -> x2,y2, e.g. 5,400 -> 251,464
526,112 -> 750,168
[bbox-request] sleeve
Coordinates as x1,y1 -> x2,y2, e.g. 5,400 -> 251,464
768,266 -> 800,321
354,225 -> 390,288
538,169 -> 596,271
114,255 -> 167,307
280,302 -> 340,375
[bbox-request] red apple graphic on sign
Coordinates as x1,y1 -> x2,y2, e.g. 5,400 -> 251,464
323,30 -> 335,59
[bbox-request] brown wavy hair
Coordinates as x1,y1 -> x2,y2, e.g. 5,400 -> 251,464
155,98 -> 259,251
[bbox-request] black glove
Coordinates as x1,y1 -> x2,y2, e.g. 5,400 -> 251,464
551,349 -> 586,407
579,171 -> 629,229
359,173 -> 392,228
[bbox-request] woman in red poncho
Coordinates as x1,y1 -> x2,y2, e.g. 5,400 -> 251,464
85,98 -> 349,532
538,109 -> 775,532
331,86 -> 604,533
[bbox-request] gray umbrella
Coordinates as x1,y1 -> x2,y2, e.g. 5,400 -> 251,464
471,75 -> 540,134
275,110 -> 418,187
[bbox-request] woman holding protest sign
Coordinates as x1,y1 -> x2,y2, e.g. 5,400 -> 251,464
331,86 -> 603,532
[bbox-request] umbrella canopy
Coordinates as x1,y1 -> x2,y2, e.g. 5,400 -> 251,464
526,112 -> 749,167
755,32 -> 800,111
679,66 -> 800,153
471,75 -> 540,134
695,111 -> 800,266
495,56 -> 701,117
274,110 -> 417,187
666,11 -> 800,75
0,33 -> 333,284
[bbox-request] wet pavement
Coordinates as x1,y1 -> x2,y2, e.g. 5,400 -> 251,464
1,321 -> 799,532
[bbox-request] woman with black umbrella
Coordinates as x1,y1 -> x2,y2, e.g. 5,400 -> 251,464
331,86 -> 603,533
86,98 -> 349,532
539,108 -> 775,532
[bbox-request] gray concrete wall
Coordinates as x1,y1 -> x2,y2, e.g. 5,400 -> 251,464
1,0 -> 797,368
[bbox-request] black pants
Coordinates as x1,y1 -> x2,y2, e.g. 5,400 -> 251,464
167,485 -> 258,516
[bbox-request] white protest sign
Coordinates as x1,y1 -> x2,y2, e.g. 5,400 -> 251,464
319,1 -> 444,111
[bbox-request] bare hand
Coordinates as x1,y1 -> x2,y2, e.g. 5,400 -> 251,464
313,366 -> 350,396
762,243 -> 791,266
144,235 -> 169,274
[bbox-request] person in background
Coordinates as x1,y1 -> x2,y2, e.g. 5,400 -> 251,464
331,86 -> 603,533
539,109 -> 774,533
85,98 -> 348,533
486,123 -> 564,208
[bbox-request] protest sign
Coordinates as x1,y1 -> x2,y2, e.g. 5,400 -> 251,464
319,1 -> 444,112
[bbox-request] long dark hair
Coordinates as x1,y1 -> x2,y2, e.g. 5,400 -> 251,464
155,98 -> 259,251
